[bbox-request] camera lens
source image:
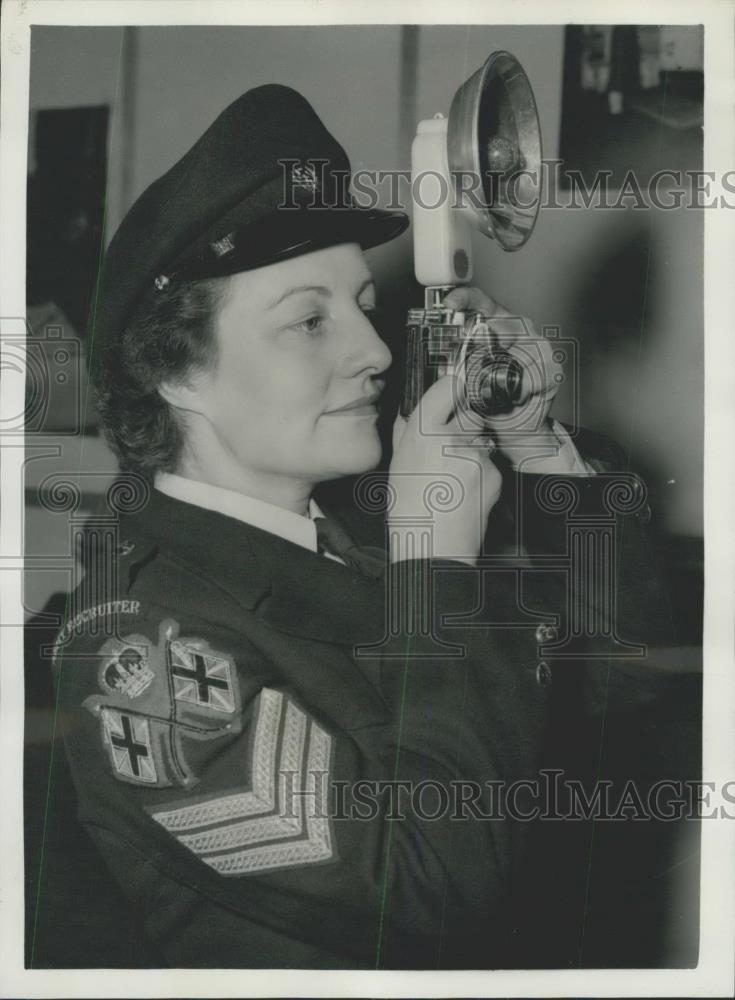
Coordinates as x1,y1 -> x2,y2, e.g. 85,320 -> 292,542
465,349 -> 523,416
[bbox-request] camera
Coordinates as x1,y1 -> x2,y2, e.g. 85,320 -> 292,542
402,286 -> 523,420
403,51 -> 542,423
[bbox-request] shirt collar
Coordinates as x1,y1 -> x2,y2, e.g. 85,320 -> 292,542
154,472 -> 325,554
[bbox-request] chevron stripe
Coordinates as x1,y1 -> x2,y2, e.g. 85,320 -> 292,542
150,687 -> 334,875
204,722 -> 333,875
152,687 -> 283,831
177,701 -> 306,853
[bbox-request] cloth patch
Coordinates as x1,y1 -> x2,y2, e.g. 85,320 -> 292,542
84,619 -> 242,788
169,637 -> 236,713
149,688 -> 334,876
52,600 -> 142,666
101,710 -> 158,784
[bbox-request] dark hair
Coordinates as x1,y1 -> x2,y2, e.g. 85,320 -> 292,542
91,275 -> 230,479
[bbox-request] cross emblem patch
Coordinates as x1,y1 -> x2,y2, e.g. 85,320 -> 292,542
102,710 -> 157,783
169,639 -> 235,713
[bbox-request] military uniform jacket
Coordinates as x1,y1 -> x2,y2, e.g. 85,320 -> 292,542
53,442 -> 673,969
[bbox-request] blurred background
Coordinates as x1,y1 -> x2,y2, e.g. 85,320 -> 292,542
24,24 -> 703,969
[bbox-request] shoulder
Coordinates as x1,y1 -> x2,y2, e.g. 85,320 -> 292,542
70,486 -> 278,632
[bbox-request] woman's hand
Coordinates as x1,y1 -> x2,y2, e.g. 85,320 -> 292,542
388,375 -> 502,566
441,286 -> 564,469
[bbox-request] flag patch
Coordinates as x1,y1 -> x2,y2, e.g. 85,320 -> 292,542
149,688 -> 334,875
102,709 -> 158,783
169,637 -> 236,714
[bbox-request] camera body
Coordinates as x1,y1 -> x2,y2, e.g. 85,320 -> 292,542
401,286 -> 523,421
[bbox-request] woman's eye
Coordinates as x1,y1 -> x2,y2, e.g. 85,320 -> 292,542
291,315 -> 323,335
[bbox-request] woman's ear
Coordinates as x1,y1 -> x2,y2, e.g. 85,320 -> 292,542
157,375 -> 208,416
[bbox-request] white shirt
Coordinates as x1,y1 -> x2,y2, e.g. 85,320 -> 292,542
154,473 -> 343,559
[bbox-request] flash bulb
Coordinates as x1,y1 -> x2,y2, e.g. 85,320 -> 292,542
485,136 -> 517,173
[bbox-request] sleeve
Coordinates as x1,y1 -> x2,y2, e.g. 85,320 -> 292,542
507,419 -> 599,476
513,426 -> 676,666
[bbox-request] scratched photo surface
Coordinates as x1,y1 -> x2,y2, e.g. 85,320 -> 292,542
22,23 -> 703,972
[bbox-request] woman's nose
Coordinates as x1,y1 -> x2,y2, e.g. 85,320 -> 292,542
339,308 -> 393,376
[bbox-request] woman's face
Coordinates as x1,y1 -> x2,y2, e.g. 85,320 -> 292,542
180,242 -> 392,489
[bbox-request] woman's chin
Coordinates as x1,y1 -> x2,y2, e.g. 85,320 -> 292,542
314,427 -> 383,476
320,442 -> 383,479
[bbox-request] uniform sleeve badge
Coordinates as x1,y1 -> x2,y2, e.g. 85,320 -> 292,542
84,619 -> 242,788
83,621 -> 336,876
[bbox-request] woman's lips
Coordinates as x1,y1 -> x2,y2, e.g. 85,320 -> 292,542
327,404 -> 378,417
323,392 -> 381,416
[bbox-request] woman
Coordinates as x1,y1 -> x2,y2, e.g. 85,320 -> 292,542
53,83 -> 669,968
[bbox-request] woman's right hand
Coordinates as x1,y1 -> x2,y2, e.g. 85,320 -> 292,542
387,375 -> 502,566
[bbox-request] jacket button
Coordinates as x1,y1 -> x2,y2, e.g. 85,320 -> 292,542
536,661 -> 552,687
637,503 -> 652,524
535,623 -> 557,644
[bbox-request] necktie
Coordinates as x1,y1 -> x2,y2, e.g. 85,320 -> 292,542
313,516 -> 385,579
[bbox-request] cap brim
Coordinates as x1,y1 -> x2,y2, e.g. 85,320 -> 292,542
173,207 -> 409,281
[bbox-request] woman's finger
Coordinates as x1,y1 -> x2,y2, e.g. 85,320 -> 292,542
442,286 -> 505,318
444,408 -> 491,439
486,312 -> 537,351
506,336 -> 561,397
392,414 -> 408,453
412,374 -> 462,430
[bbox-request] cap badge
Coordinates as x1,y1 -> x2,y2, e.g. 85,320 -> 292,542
292,163 -> 319,192
211,233 -> 236,258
